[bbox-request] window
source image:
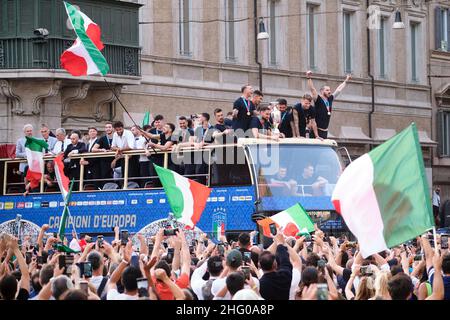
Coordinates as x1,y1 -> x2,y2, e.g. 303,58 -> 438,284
410,22 -> 419,82
268,0 -> 277,65
378,17 -> 387,78
435,7 -> 449,51
306,4 -> 318,70
179,0 -> 191,56
439,111 -> 450,157
343,11 -> 353,73
225,0 -> 236,60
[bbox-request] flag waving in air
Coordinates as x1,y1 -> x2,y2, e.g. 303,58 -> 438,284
60,1 -> 109,76
54,154 -> 70,200
257,203 -> 315,238
154,164 -> 211,229
24,137 -> 48,190
331,123 -> 434,258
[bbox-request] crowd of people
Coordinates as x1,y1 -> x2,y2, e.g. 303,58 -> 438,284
0,223 -> 448,301
13,71 -> 351,192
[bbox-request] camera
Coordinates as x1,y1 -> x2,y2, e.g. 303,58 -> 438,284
25,252 -> 32,265
163,228 -> 179,237
33,28 -> 49,37
148,243 -> 154,255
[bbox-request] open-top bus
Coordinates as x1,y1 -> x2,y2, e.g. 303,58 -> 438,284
0,138 -> 347,240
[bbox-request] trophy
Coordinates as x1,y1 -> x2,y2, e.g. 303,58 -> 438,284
271,103 -> 281,135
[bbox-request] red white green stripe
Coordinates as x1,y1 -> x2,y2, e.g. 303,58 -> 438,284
60,1 -> 109,76
154,164 -> 211,229
54,153 -> 70,200
25,137 -> 48,189
331,123 -> 434,258
257,203 -> 315,238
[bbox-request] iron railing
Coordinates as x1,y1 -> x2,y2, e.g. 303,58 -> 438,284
0,37 -> 140,76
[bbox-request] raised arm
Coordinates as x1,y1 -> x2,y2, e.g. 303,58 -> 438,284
332,74 -> 351,98
11,238 -> 30,293
426,252 -> 444,300
306,71 -> 318,101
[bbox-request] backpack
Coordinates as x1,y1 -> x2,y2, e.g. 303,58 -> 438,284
201,279 -> 215,300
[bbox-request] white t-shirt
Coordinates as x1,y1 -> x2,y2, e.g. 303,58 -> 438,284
211,276 -> 260,300
111,130 -> 135,150
107,288 -> 138,300
90,275 -> 106,291
135,136 -> 149,162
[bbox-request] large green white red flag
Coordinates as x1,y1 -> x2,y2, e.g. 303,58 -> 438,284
154,164 -> 211,229
24,137 -> 48,189
60,1 -> 109,76
331,123 -> 434,258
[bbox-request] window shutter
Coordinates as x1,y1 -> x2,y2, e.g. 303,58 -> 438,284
435,6 -> 443,50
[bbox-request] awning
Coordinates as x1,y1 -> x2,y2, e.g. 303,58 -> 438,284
337,126 -> 372,144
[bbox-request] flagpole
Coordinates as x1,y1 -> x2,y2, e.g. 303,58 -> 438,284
58,179 -> 75,241
432,226 -> 439,254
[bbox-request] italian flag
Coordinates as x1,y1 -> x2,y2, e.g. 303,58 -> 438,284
257,203 -> 315,238
60,2 -> 109,76
54,153 -> 70,200
25,137 -> 48,189
331,123 -> 434,258
213,221 -> 225,241
154,164 -> 211,229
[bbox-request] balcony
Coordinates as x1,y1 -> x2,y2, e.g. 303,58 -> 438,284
0,37 -> 140,76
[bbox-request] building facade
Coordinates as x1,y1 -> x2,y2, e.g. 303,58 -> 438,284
1,0 -> 449,199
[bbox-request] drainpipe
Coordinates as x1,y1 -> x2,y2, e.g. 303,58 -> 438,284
367,0 -> 375,147
254,0 -> 263,92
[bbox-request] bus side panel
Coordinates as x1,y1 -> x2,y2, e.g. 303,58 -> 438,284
0,186 -> 256,235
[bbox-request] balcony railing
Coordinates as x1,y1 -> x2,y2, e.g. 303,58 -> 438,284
0,37 -> 140,77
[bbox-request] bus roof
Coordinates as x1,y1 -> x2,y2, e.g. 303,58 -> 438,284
237,138 -> 338,147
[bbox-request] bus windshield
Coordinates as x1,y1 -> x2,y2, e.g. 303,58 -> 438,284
247,144 -> 343,212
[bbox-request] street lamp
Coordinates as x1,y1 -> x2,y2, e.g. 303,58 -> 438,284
257,18 -> 269,40
392,9 -> 406,29
367,3 -> 405,143
254,0 -> 269,93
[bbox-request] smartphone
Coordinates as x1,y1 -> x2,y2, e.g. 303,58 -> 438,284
316,283 -> 328,300
162,242 -> 168,249
414,254 -> 424,261
163,228 -> 179,237
79,280 -> 89,295
241,266 -> 251,280
53,232 -> 58,238
203,240 -> 209,248
37,256 -> 44,265
269,223 -> 277,236
243,251 -> 251,263
130,254 -> 140,269
218,244 -> 225,256
137,277 -> 148,290
189,245 -> 194,254
121,230 -> 129,245
148,243 -> 154,254
167,248 -> 174,263
441,235 -> 449,250
317,259 -> 326,269
25,252 -> 32,265
77,262 -> 93,278
97,235 -> 104,248
59,255 -> 66,269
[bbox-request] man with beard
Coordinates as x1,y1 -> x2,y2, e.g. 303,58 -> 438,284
292,94 -> 320,139
93,122 -> 115,184
306,71 -> 351,139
